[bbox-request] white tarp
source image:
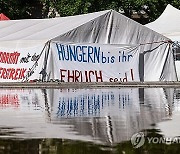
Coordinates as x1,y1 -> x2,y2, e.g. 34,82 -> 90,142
145,4 -> 180,80
145,4 -> 180,41
0,10 -> 109,42
0,10 -> 177,82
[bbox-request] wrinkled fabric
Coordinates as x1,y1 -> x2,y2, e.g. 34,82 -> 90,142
0,10 -> 177,82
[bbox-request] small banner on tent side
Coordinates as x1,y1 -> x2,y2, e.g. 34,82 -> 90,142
0,45 -> 45,82
49,42 -> 140,82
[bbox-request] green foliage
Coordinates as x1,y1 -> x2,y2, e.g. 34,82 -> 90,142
0,0 -> 44,19
50,0 -> 180,23
0,0 -> 180,23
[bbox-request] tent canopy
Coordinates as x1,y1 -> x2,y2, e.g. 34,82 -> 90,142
0,10 -> 168,45
146,4 -> 180,81
0,13 -> 10,21
0,10 -> 177,82
0,10 -> 109,43
145,4 -> 180,41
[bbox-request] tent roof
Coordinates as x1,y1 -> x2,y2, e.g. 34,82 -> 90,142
0,9 -> 168,45
145,4 -> 180,41
0,13 -> 10,21
0,10 -> 109,42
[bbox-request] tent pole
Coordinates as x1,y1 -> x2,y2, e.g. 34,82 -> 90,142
139,53 -> 144,82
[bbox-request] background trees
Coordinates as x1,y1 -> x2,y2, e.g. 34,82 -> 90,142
0,0 -> 180,24
0,0 -> 44,19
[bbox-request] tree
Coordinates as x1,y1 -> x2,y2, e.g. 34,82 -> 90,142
0,0 -> 44,19
1,0 -> 180,23
50,0 -> 180,23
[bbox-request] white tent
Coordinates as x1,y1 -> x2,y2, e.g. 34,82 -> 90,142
146,4 -> 180,41
146,4 -> 180,80
0,10 -> 177,82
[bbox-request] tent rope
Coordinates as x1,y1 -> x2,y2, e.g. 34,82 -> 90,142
139,40 -> 172,46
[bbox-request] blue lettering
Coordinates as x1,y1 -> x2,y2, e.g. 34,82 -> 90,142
56,43 -> 107,64
82,46 -> 87,62
94,47 -> 100,63
76,46 -> 82,62
88,46 -> 94,63
68,45 -> 77,61
63,45 -> 69,60
122,51 -> 126,62
102,52 -> 107,63
128,54 -> 133,61
56,44 -> 64,60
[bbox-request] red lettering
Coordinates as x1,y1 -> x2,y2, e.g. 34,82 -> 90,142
131,69 -> 134,81
59,69 -> 104,82
68,70 -> 75,82
14,52 -> 20,64
0,68 -> 2,75
60,69 -> 66,81
114,78 -> 118,82
88,70 -> 94,82
95,70 -> 103,82
14,68 -> 20,80
75,70 -> 81,82
0,51 -> 20,64
0,94 -> 19,108
2,68 -> 9,79
123,73 -> 127,82
85,71 -> 89,82
19,68 -> 26,79
0,67 -> 27,80
108,69 -> 135,82
9,68 -> 15,79
109,78 -> 113,82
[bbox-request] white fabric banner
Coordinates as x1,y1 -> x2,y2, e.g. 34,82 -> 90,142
49,42 -> 140,82
0,44 -> 46,82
